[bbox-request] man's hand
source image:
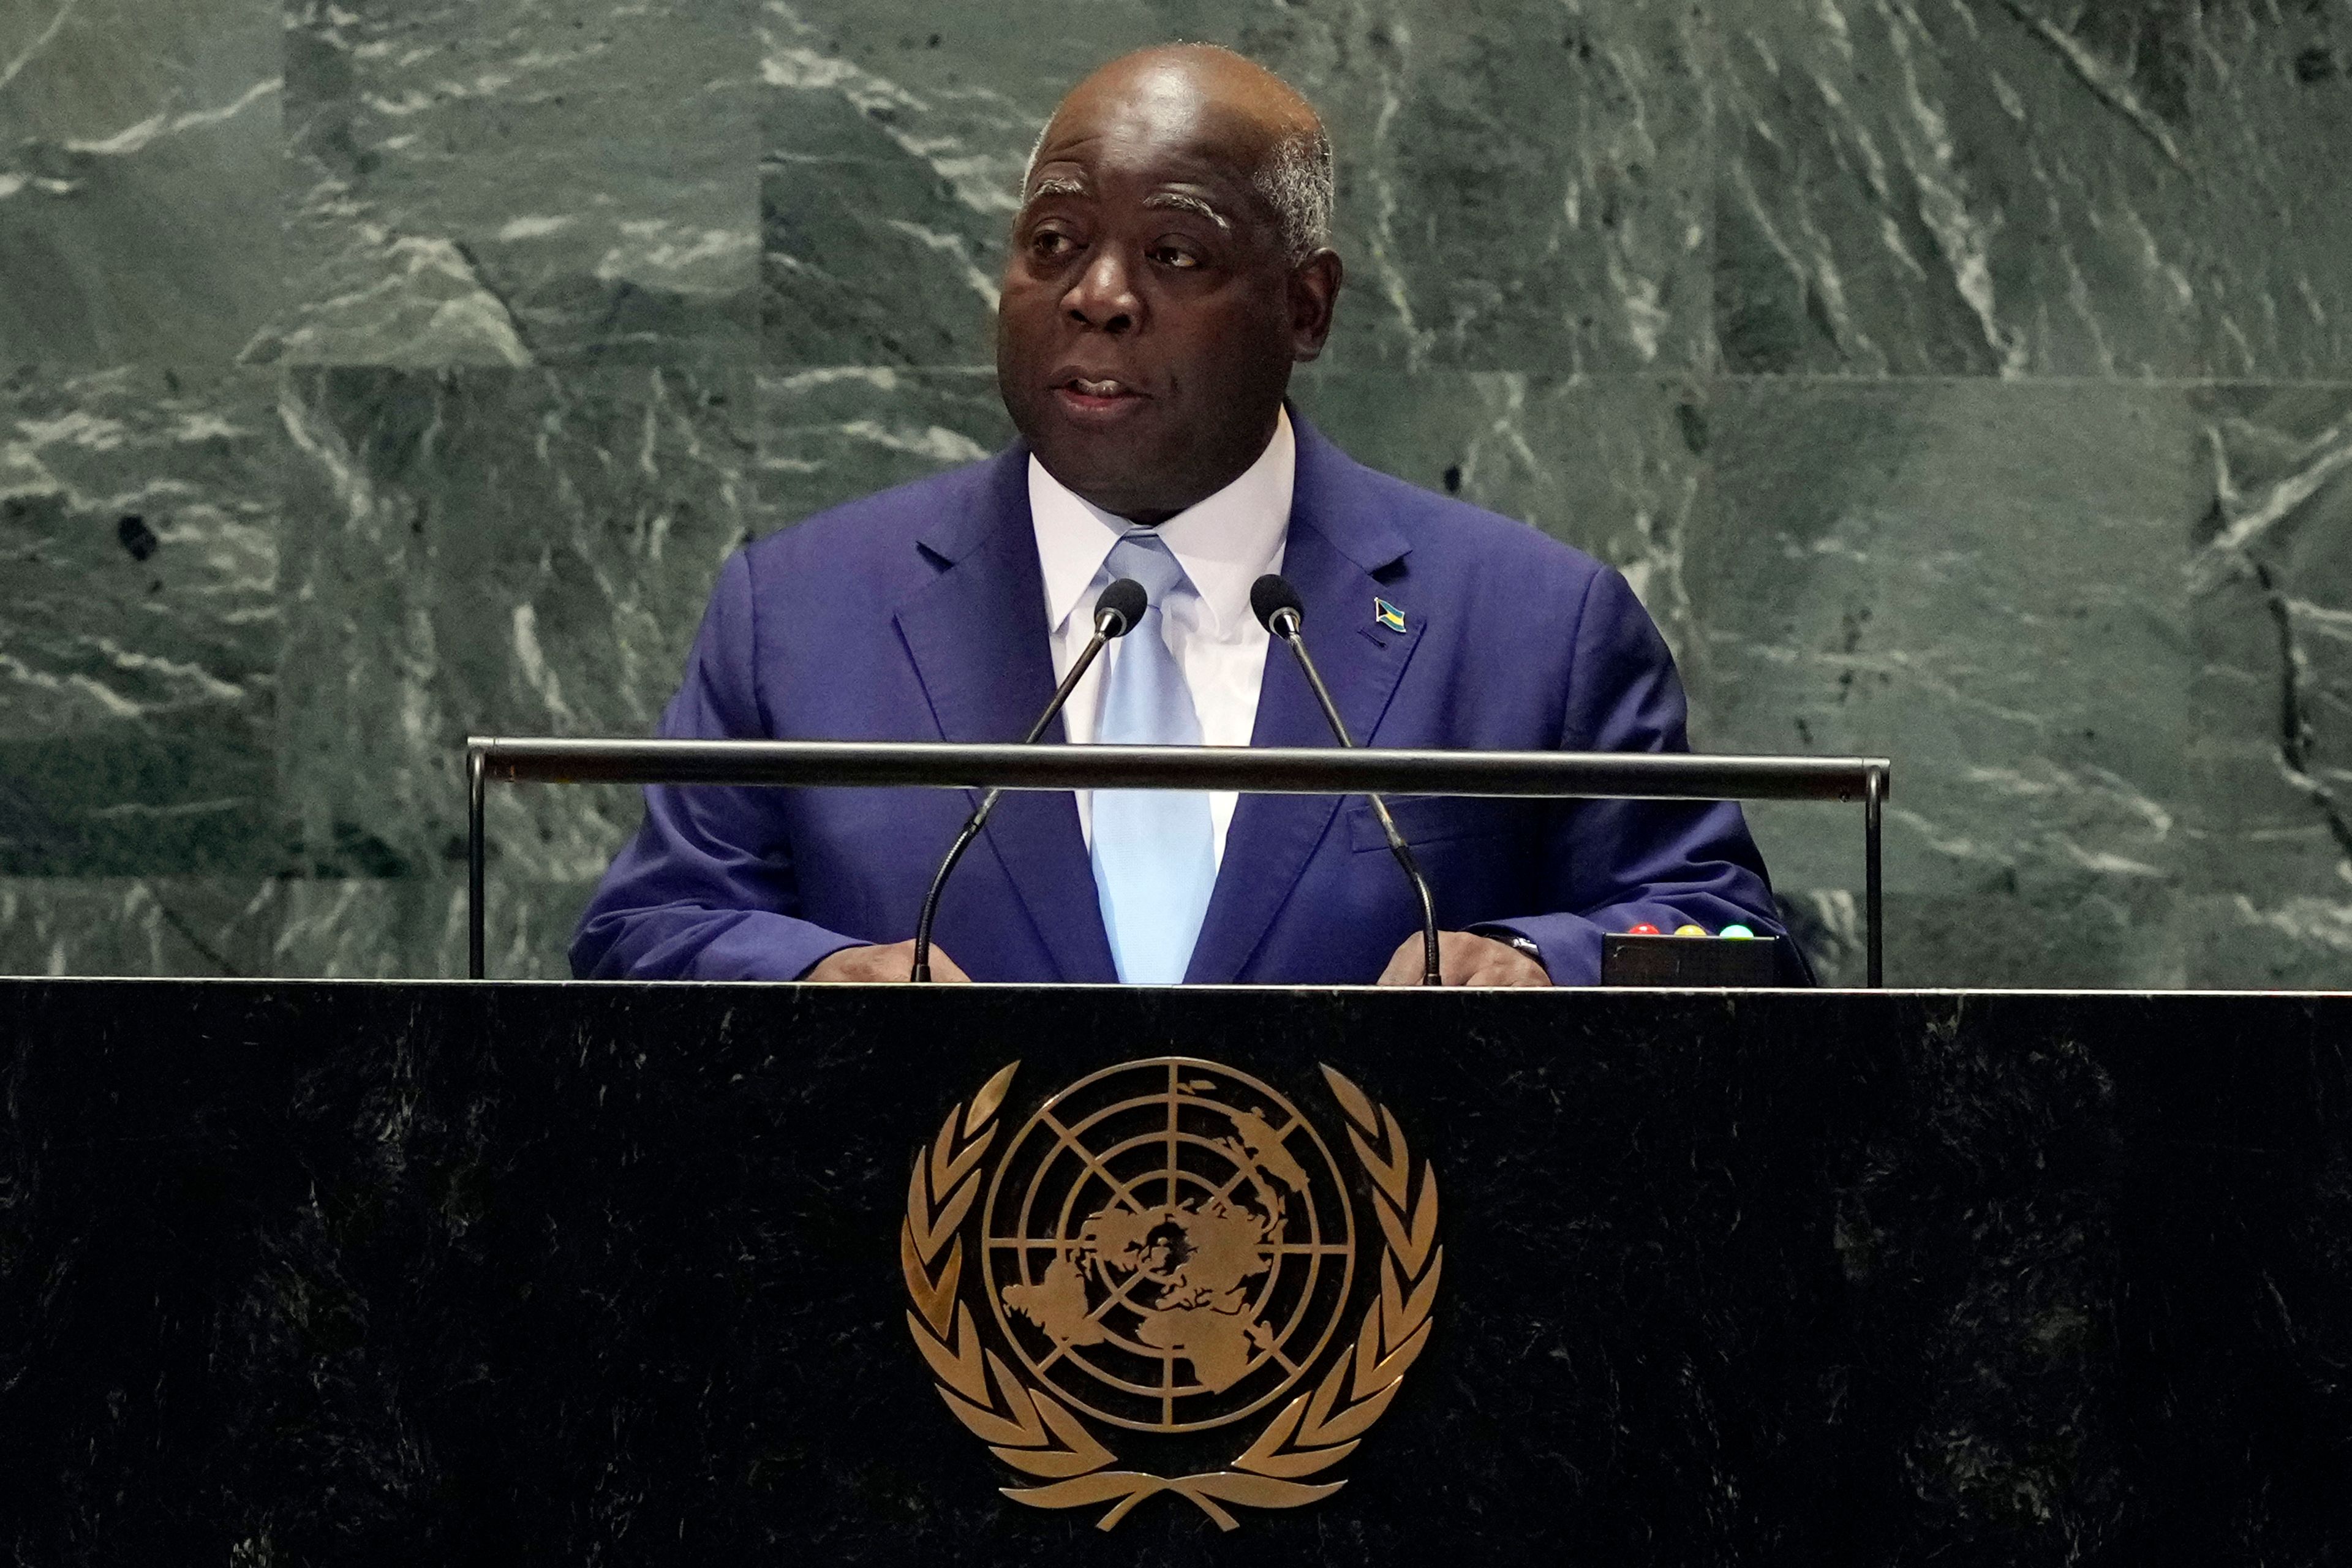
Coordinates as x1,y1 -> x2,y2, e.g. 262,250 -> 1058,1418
804,940 -> 971,982
1376,930 -> 1550,987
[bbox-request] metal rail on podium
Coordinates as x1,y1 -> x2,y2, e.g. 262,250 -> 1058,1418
463,737 -> 1892,985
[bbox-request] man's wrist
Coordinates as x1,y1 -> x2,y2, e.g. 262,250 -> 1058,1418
796,938 -> 869,981
1470,925 -> 1544,969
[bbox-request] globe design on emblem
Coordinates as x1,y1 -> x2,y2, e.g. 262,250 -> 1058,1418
983,1058 -> 1357,1433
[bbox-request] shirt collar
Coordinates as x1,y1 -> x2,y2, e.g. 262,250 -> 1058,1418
1028,405 -> 1294,640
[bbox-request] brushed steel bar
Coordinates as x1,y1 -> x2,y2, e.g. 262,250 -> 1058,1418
462,736 -> 1893,982
468,737 -> 1883,803
1865,763 -> 1887,990
467,742 -> 488,981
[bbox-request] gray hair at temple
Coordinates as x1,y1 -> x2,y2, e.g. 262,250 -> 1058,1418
1020,62 -> 1336,266
1248,121 -> 1336,266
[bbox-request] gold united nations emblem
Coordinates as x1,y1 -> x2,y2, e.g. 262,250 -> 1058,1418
902,1057 -> 1442,1531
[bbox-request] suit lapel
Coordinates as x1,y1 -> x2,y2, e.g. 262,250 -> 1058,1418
1185,418 -> 1424,983
892,450 -> 1117,982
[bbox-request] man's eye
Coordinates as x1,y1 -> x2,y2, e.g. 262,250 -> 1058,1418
1152,246 -> 1200,269
1031,230 -> 1076,259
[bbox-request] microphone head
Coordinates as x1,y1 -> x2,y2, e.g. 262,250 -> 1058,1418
1093,577 -> 1148,637
1250,573 -> 1305,634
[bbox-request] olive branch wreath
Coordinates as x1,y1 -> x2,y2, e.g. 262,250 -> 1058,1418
902,1061 -> 1441,1532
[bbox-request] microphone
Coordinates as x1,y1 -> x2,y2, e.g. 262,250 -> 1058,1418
910,578 -> 1148,980
1250,575 -> 1442,986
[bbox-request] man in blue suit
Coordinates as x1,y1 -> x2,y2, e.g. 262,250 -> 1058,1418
573,45 -> 1793,987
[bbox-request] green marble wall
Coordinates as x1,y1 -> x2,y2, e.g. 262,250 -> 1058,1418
3,0 -> 2347,985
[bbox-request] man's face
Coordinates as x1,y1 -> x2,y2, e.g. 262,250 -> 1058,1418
995,71 -> 1338,522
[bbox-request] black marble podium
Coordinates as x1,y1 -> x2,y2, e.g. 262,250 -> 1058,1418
3,980 -> 2348,1565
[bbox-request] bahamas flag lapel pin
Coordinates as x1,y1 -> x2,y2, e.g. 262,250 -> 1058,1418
1373,597 -> 1408,633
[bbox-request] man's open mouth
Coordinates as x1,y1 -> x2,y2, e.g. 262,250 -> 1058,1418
1052,376 -> 1150,419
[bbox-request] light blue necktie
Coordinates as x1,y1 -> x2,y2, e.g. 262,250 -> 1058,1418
1090,532 -> 1218,984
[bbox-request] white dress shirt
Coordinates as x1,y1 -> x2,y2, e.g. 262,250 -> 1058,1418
1029,407 -> 1294,865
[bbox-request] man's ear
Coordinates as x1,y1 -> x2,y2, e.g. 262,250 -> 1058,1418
1287,249 -> 1343,362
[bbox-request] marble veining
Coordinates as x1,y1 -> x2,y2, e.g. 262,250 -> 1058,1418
272,364 -> 752,974
763,0 -> 1714,374
2,0 -> 2351,983
1713,0 -> 2352,378
2189,385 -> 2352,985
0,366 -> 280,876
0,0 -> 282,365
1691,379 -> 2195,986
263,0 -> 758,366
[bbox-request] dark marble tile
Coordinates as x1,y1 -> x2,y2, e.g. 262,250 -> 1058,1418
1690,379 -> 2197,987
763,0 -> 1712,374
0,0 -> 282,366
273,875 -> 595,978
0,870 -> 600,979
2186,383 -> 2352,987
276,366 -> 753,937
1714,0 -> 2352,379
0,877 -> 281,977
0,365 -> 281,876
755,364 -> 1012,530
2188,6 -> 2352,380
261,0 -> 758,367
1298,0 -> 1713,374
1295,370 -> 1711,665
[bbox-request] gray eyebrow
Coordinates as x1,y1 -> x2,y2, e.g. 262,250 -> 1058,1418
1020,173 -> 1088,211
1142,190 -> 1231,232
1016,178 -> 1234,234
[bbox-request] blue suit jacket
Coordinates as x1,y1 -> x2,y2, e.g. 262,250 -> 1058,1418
571,416 -> 1794,984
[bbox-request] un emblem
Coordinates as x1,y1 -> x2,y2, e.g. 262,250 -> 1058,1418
902,1057 -> 1442,1531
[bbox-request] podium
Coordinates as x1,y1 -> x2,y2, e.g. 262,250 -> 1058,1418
6,979 -> 2348,1562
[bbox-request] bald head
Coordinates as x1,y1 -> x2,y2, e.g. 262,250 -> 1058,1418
1025,45 -> 1334,265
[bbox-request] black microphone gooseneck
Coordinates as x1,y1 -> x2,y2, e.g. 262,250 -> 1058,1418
1250,575 -> 1442,986
910,578 -> 1147,981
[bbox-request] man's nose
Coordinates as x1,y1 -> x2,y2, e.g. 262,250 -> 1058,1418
1063,250 -> 1142,333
